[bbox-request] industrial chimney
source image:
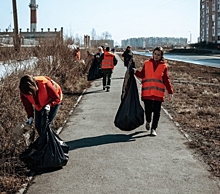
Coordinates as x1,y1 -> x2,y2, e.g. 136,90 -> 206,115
29,0 -> 38,32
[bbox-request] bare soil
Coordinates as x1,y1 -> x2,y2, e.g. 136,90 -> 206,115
131,54 -> 220,178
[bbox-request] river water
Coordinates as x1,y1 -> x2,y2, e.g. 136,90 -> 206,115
0,57 -> 38,78
134,51 -> 220,68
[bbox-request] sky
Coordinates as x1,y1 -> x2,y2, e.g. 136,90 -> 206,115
0,0 -> 200,45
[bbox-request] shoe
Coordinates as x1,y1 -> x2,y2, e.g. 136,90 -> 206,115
145,122 -> 150,130
151,129 -> 157,136
106,86 -> 110,92
103,86 -> 106,90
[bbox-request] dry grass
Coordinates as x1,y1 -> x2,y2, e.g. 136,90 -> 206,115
1,50 -> 219,192
129,54 -> 220,178
0,41 -> 93,193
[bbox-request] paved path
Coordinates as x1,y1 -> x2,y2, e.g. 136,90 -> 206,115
26,55 -> 220,194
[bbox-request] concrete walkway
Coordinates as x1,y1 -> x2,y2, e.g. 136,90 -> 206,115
26,55 -> 220,194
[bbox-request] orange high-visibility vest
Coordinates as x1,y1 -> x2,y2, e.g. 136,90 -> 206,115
101,52 -> 114,69
24,76 -> 63,111
76,51 -> 80,60
141,60 -> 166,98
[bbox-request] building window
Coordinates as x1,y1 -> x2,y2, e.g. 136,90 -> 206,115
212,15 -> 215,21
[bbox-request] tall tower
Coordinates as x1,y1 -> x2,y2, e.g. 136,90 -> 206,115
29,0 -> 38,32
200,0 -> 219,44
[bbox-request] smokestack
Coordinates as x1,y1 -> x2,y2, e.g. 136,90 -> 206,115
29,0 -> 38,32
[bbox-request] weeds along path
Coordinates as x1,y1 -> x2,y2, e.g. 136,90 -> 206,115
0,46 -> 92,193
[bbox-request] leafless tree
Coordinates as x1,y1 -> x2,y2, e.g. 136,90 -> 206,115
91,28 -> 96,40
101,31 -> 112,40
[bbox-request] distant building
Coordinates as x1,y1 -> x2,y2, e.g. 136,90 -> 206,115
90,39 -> 114,48
121,37 -> 187,48
200,0 -> 220,44
0,27 -> 63,46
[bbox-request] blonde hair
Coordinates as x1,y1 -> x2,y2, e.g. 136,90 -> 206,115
98,46 -> 103,51
19,75 -> 38,95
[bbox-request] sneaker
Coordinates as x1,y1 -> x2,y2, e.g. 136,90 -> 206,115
106,86 -> 110,92
151,129 -> 157,136
145,122 -> 150,130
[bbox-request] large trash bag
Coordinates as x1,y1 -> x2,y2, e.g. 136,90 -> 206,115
87,60 -> 103,81
20,109 -> 69,171
114,71 -> 144,131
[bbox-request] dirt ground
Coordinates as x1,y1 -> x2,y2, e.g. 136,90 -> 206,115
130,54 -> 220,178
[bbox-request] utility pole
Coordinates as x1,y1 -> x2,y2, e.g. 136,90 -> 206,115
12,0 -> 20,52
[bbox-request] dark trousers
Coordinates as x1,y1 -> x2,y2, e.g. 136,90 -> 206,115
143,99 -> 162,130
102,69 -> 112,88
35,104 -> 61,135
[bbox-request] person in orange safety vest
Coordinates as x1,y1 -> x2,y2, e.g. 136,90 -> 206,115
133,46 -> 173,136
74,47 -> 81,61
19,75 -> 63,135
100,47 -> 118,92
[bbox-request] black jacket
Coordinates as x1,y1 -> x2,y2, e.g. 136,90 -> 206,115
94,52 -> 104,66
122,49 -> 133,67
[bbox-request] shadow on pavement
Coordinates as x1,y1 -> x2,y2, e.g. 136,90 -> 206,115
83,89 -> 104,95
32,167 -> 63,176
66,131 -> 150,151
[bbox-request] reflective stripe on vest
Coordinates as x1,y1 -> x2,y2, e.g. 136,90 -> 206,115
141,60 -> 166,98
24,76 -> 62,111
142,78 -> 164,84
101,52 -> 114,69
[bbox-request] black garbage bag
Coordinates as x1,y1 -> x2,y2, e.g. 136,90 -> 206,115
20,109 -> 69,171
114,73 -> 144,131
87,60 -> 103,81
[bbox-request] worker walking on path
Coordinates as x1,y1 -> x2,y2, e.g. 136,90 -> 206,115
122,46 -> 133,68
133,46 -> 173,136
101,46 -> 118,92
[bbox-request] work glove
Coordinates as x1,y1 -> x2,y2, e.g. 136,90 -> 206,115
129,68 -> 136,75
26,117 -> 33,125
132,68 -> 137,74
44,104 -> 50,112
